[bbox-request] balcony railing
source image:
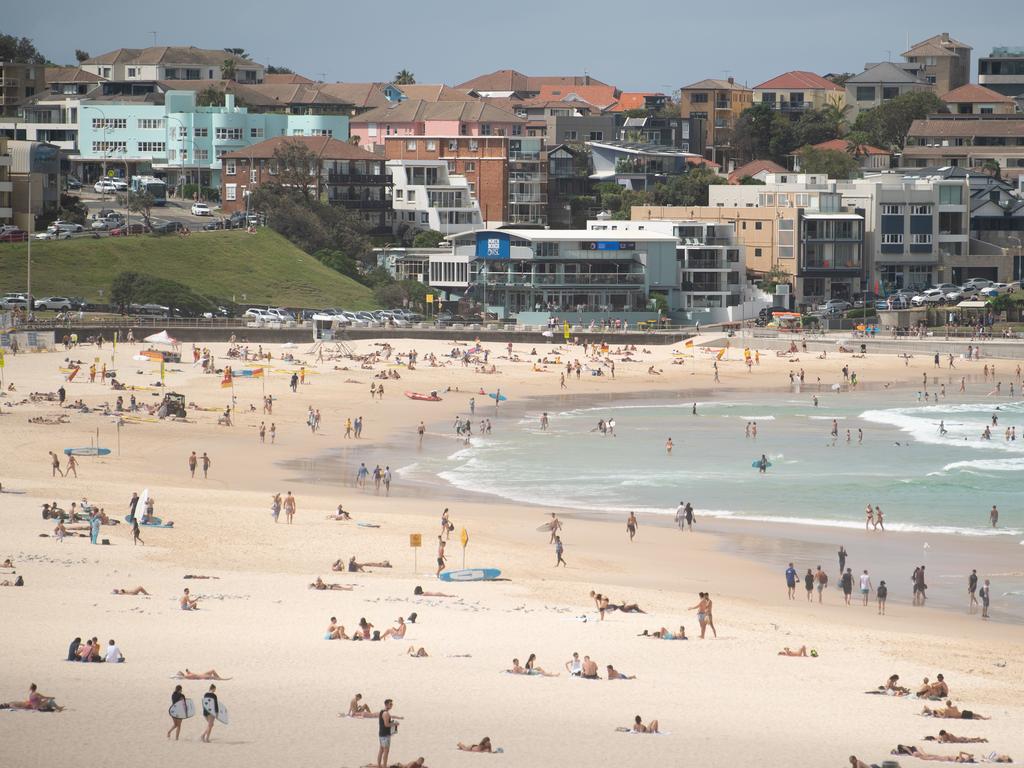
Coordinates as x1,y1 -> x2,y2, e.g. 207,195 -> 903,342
481,272 -> 646,287
715,101 -> 731,109
327,173 -> 386,184
328,198 -> 389,210
509,193 -> 547,203
509,151 -> 541,161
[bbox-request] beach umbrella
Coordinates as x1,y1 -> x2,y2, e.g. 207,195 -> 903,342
143,330 -> 179,347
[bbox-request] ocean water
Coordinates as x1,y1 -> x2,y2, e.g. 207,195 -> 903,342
413,393 -> 1024,539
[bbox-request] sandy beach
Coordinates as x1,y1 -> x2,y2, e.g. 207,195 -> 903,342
1,332 -> 1023,768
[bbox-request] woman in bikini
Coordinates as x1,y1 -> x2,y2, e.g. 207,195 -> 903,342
175,669 -> 231,681
457,737 -> 494,752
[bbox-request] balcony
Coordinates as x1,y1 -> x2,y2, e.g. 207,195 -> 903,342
715,101 -> 731,110
509,151 -> 542,161
481,272 -> 645,287
327,172 -> 386,184
778,101 -> 810,112
509,193 -> 547,203
329,198 -> 389,210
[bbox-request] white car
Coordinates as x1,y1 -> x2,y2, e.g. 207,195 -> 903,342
50,221 -> 85,234
35,230 -> 71,240
35,296 -> 73,310
94,179 -> 126,193
911,288 -> 946,306
191,202 -> 212,216
963,278 -> 993,289
980,283 -> 1010,298
265,308 -> 295,322
243,308 -> 274,321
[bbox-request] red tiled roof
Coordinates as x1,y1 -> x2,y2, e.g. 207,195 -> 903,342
810,139 -> 889,156
534,84 -> 620,110
752,71 -> 843,92
455,69 -> 609,93
727,159 -> 787,183
221,135 -> 378,161
609,92 -> 666,112
264,73 -> 316,84
941,84 -> 1015,104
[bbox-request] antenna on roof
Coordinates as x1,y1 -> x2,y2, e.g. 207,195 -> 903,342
317,72 -> 327,82
885,49 -> 892,62
150,31 -> 158,47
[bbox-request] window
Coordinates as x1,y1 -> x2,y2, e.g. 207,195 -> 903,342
910,204 -> 932,215
448,139 -> 458,151
855,86 -> 876,102
421,212 -> 429,224
563,130 -> 578,140
127,67 -> 137,78
250,127 -> 264,139
406,139 -> 417,150
589,131 -> 603,141
92,117 -> 127,129
311,129 -> 333,137
194,149 -> 209,161
779,219 -> 793,230
194,127 -> 208,137
788,92 -> 804,105
939,185 -> 962,205
467,182 -> 476,196
291,129 -> 305,136
911,233 -> 932,244
226,184 -> 237,201
464,161 -> 475,172
226,160 -> 237,176
754,221 -> 762,230
394,189 -> 403,200
882,234 -> 904,244
882,86 -> 900,100
368,123 -> 378,137
511,124 -> 522,136
480,124 -> 491,135
691,92 -> 709,103
216,127 -> 242,140
137,118 -> 164,129
92,141 -> 127,153
407,190 -> 416,203
881,204 -> 903,215
250,168 -> 258,183
795,193 -> 809,207
468,139 -> 478,150
426,140 -> 437,151
136,141 -> 165,153
779,246 -> 793,259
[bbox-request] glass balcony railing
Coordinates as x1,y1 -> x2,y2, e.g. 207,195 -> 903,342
481,272 -> 646,287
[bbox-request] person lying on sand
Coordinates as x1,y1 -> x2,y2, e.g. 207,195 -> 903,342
183,575 -> 219,580
849,758 -> 872,768
112,586 -> 150,595
407,646 -> 428,658
457,737 -> 494,752
347,693 -> 373,717
892,744 -> 1011,762
309,577 -> 354,591
925,731 -> 989,744
1,558 -> 13,568
388,759 -> 426,768
1,683 -> 63,712
778,646 -> 809,657
175,669 -> 231,681
922,701 -> 990,720
414,586 -> 455,597
606,665 -> 635,680
639,626 -> 687,640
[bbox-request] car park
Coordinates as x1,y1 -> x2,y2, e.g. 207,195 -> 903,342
34,296 -> 73,310
191,202 -> 212,216
0,295 -> 31,309
109,223 -> 150,236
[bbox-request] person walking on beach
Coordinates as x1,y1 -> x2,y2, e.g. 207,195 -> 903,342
270,493 -> 281,523
841,568 -> 853,606
685,502 -> 694,531
804,568 -> 814,601
675,502 -> 686,531
436,537 -> 447,576
201,684 -> 218,742
968,569 -> 979,613
65,454 -> 78,479
785,563 -> 798,600
132,518 -> 143,546
874,506 -> 884,531
548,513 -> 562,544
270,423 -> 276,444
356,463 -> 369,488
877,580 -> 887,615
865,504 -> 873,530
859,570 -> 873,606
626,512 -> 638,542
283,492 -> 296,524
838,546 -> 847,575
259,422 -> 266,443
814,566 -> 828,603
417,421 -> 425,445
168,684 -> 186,740
554,536 -> 566,567
188,451 -> 198,479
376,699 -> 397,768
383,466 -> 392,496
201,452 -> 211,479
979,579 -> 991,619
990,505 -> 999,528
49,451 -> 63,477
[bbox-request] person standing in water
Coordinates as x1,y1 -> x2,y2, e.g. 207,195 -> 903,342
990,505 -> 999,528
979,579 -> 991,619
666,437 -> 674,454
838,545 -> 847,574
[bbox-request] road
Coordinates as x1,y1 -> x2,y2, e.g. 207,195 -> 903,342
72,190 -> 225,233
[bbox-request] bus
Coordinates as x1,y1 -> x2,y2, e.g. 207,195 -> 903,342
130,175 -> 167,206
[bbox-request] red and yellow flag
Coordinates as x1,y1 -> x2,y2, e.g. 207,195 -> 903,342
221,366 -> 233,388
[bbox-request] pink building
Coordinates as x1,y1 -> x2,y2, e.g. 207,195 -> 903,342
351,99 -> 525,150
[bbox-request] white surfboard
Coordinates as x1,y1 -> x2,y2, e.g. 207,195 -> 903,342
168,699 -> 195,719
134,488 -> 149,520
202,696 -> 229,724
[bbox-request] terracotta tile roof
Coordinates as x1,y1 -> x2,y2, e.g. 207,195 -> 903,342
809,139 -> 890,156
264,73 -> 316,85
317,83 -> 391,109
681,78 -> 751,92
352,99 -> 524,125
45,67 -> 105,84
394,84 -> 476,102
908,117 -> 1024,138
941,84 -> 1015,104
455,69 -> 609,93
753,71 -> 843,92
85,46 -> 259,68
221,135 -> 378,161
903,33 -> 972,58
608,92 -> 667,112
534,84 -> 620,110
728,159 -> 787,183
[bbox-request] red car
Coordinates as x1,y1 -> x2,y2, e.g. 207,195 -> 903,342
0,228 -> 28,242
109,223 -> 150,236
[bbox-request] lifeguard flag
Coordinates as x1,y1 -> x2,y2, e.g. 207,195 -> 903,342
221,367 -> 233,388
160,360 -> 165,384
251,367 -> 264,378
716,348 -> 726,360
684,340 -> 694,348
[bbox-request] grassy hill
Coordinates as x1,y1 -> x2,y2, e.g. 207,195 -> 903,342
0,229 -> 376,309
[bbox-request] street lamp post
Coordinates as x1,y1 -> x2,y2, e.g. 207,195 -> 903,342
166,116 -> 188,197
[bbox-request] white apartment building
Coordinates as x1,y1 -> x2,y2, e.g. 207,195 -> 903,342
387,159 -> 483,235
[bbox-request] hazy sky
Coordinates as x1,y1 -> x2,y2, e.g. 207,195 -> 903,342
6,0 -> 1023,91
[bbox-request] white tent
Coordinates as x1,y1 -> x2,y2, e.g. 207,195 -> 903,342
143,330 -> 179,346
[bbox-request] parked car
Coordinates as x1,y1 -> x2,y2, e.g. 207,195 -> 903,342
265,308 -> 295,322
958,284 -> 981,297
340,311 -> 368,326
203,219 -> 227,230
34,296 -> 73,310
191,202 -> 212,216
243,308 -> 275,322
963,278 -> 993,289
35,230 -> 71,241
131,303 -> 170,316
0,227 -> 28,242
109,223 -> 150,236
93,179 -> 126,193
0,295 -> 30,309
91,214 -> 125,230
50,221 -> 85,234
152,221 -> 188,235
65,176 -> 82,191
911,289 -> 946,306
818,299 -> 852,315
980,283 -> 1010,298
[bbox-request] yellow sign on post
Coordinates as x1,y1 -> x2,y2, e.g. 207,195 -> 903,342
460,527 -> 469,568
0,349 -> 5,368
425,294 -> 434,304
409,534 -> 422,547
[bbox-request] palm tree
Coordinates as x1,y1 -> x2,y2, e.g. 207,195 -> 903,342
393,69 -> 416,85
821,96 -> 852,138
221,59 -> 237,81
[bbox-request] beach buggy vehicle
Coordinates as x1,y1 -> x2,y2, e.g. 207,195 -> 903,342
159,392 -> 187,419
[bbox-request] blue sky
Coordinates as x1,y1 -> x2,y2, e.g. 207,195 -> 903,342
6,0 -> 1022,91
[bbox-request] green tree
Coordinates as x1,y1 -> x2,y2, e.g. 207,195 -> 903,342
110,271 -> 142,312
982,159 -> 1002,179
74,49 -> 90,63
794,109 -> 842,148
412,229 -> 445,248
795,146 -> 862,179
852,91 -> 947,150
826,73 -> 855,87
0,34 -> 47,64
266,65 -> 295,75
313,248 -> 361,280
737,176 -> 766,185
375,279 -> 428,311
220,59 -> 237,81
732,102 -> 796,164
650,166 -> 728,207
268,140 -> 320,201
195,87 -> 226,107
126,189 -> 156,231
392,69 -> 416,85
224,48 -> 248,58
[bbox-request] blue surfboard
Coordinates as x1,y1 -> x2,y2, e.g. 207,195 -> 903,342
65,447 -> 111,456
488,393 -> 507,401
439,568 -> 501,582
751,460 -> 772,469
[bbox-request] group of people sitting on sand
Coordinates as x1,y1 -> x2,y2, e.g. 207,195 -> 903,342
507,654 -> 559,677
332,556 -> 392,572
324,615 -> 409,642
870,673 -> 949,698
66,636 -> 124,663
615,715 -> 659,734
562,652 -> 635,680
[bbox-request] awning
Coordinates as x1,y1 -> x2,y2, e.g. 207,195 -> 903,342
144,330 -> 179,345
956,301 -> 988,308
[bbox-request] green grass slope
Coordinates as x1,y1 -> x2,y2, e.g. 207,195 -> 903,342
0,229 -> 376,309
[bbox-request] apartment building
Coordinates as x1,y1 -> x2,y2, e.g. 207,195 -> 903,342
74,90 -> 347,189
752,71 -> 845,116
0,61 -> 46,117
6,140 -> 61,230
0,139 -> 11,227
902,33 -> 972,93
81,47 -> 264,84
384,134 -> 547,227
350,100 -> 525,151
844,62 -> 932,120
220,135 -> 387,231
679,77 -> 752,165
588,140 -> 700,190
978,47 -> 1024,100
902,114 -> 1024,180
387,159 -> 482,235
941,84 -> 1017,115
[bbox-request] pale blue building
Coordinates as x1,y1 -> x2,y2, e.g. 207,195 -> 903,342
73,91 -> 347,191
